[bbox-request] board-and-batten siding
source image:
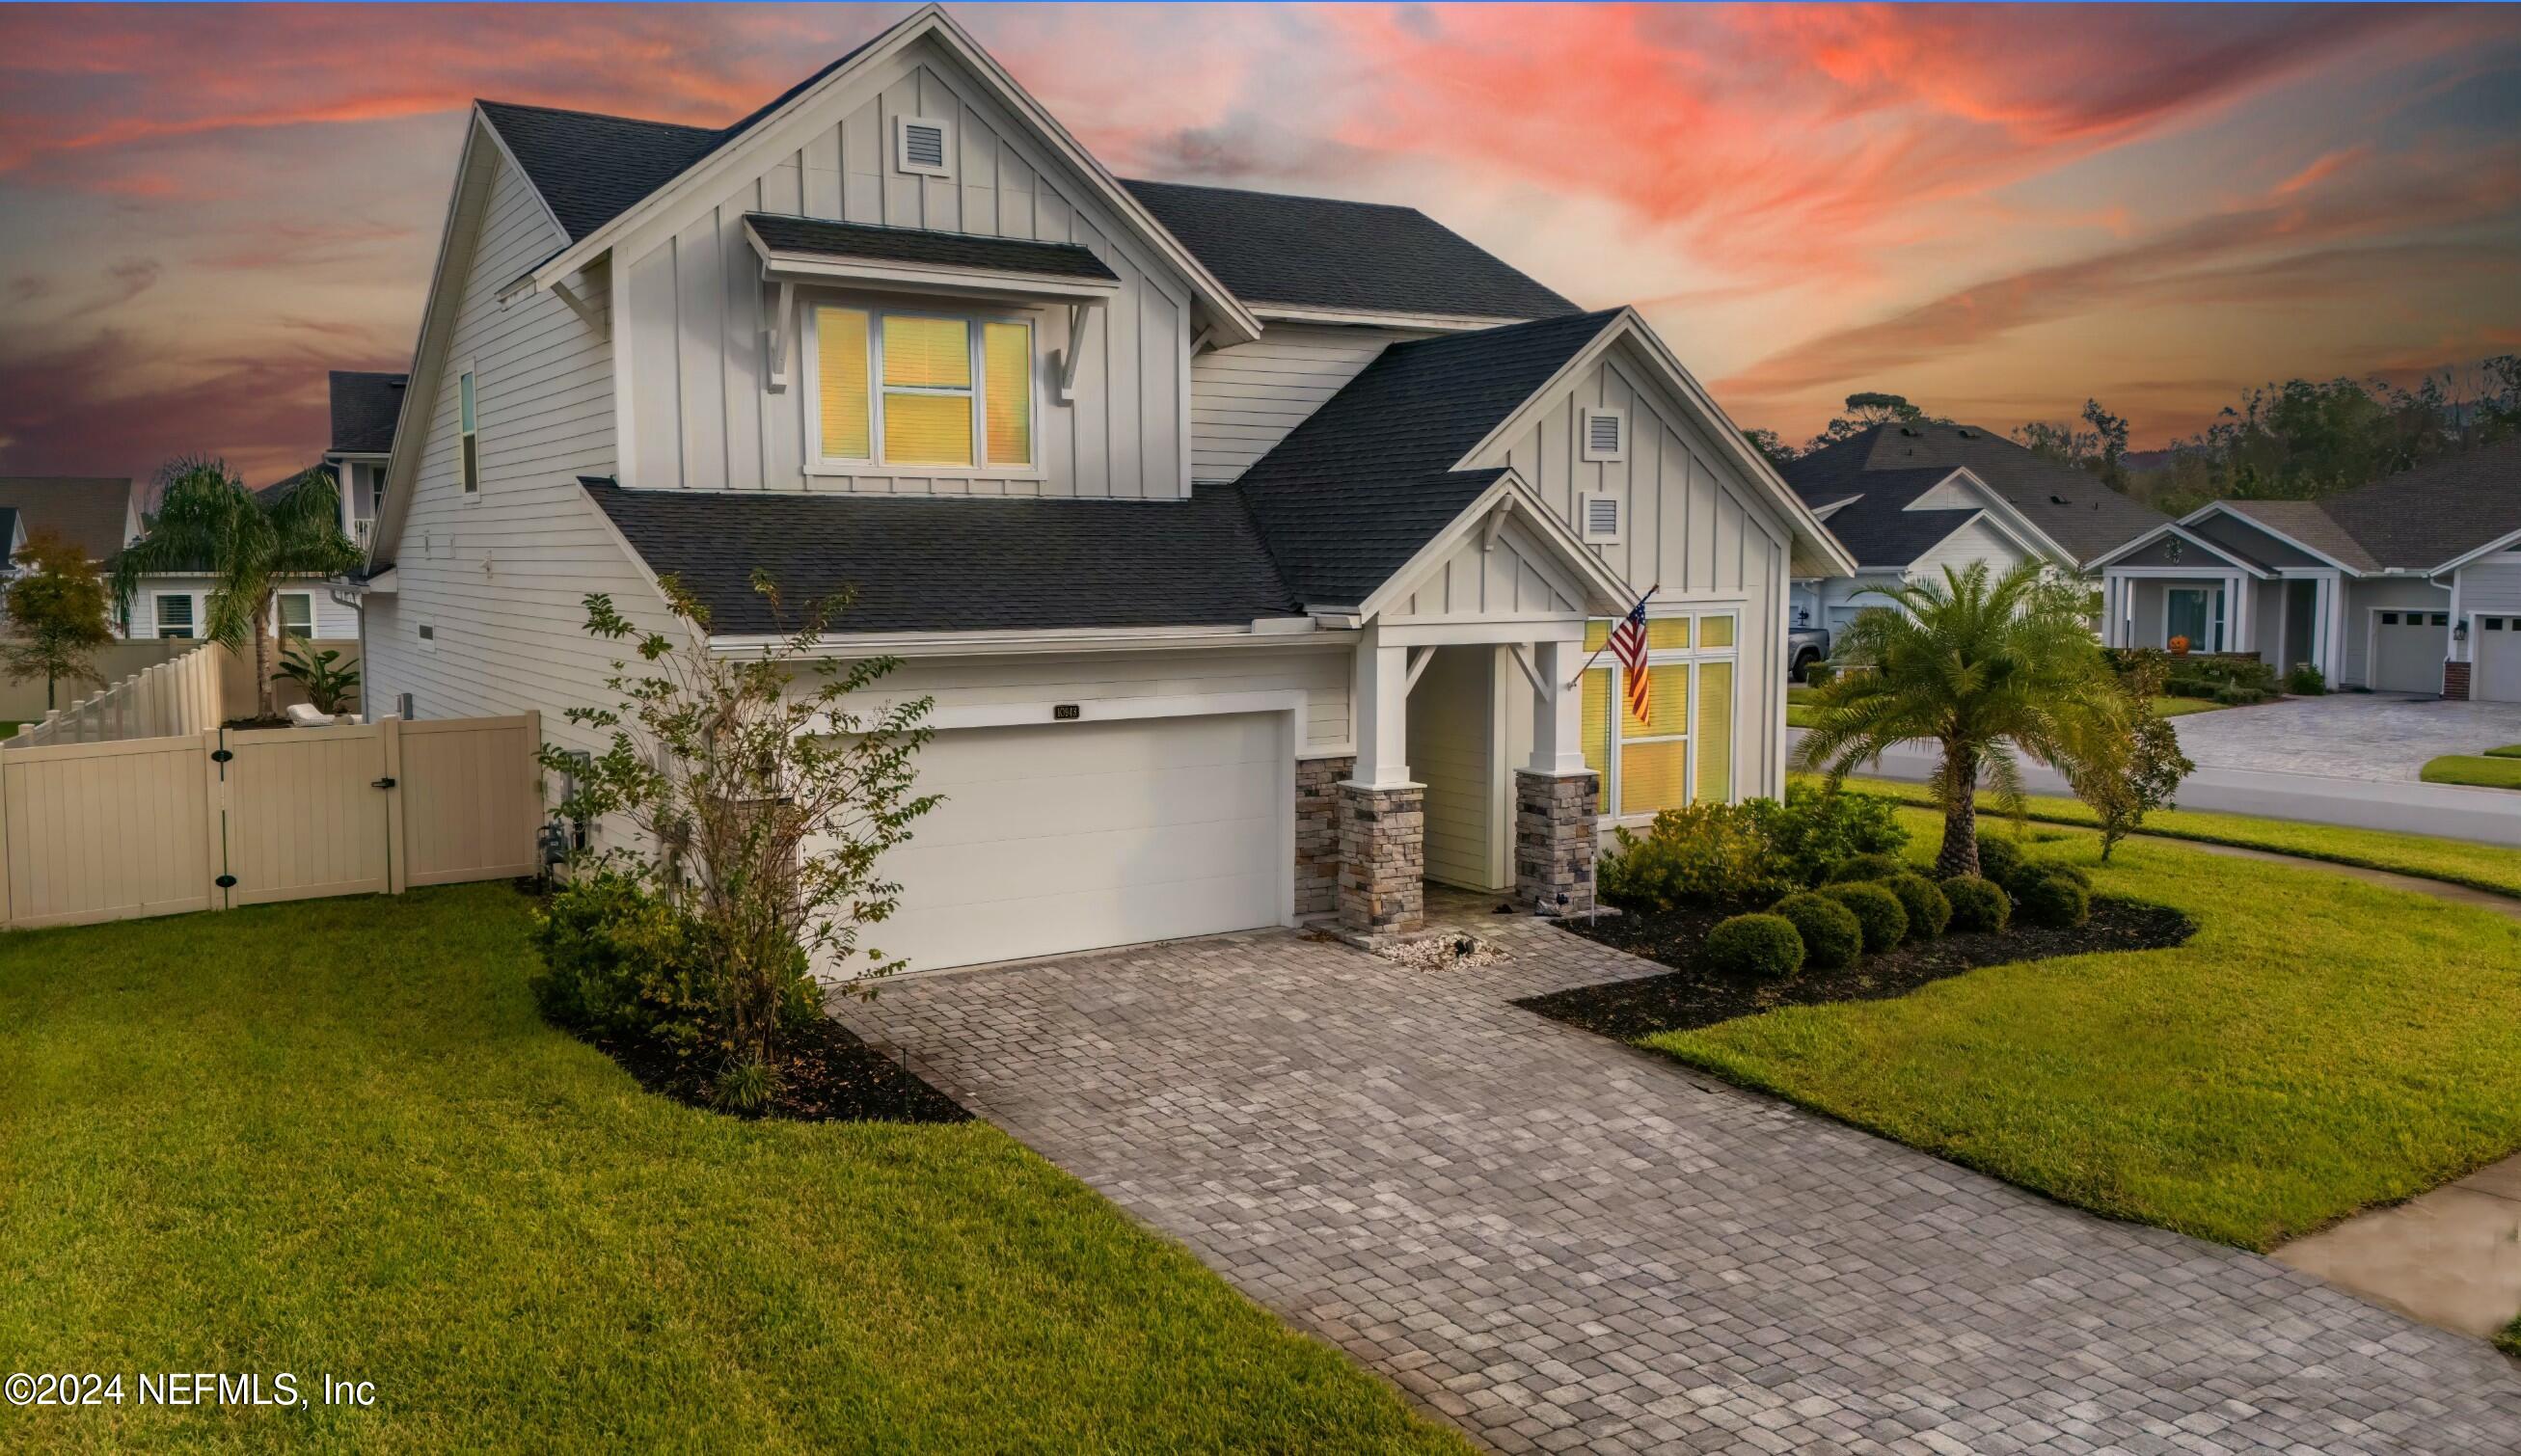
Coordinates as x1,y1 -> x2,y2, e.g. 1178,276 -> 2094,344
850,647 -> 1354,756
363,149 -> 653,752
621,46 -> 1190,499
1189,325 -> 1419,484
1405,647 -> 1500,891
1472,345 -> 1794,799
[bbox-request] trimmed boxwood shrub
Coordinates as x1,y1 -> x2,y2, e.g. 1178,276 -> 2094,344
1940,875 -> 2010,933
1883,873 -> 1951,940
2005,860 -> 2091,901
1771,892 -> 1862,971
2014,871 -> 2092,929
1704,913 -> 1805,982
1820,880 -> 1909,953
1973,834 -> 2022,885
1826,851 -> 1911,884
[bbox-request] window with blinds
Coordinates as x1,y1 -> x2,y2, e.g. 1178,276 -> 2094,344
811,307 -> 1034,472
1573,608 -> 1744,819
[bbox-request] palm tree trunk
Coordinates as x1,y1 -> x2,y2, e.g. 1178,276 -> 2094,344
253,599 -> 276,719
1937,740 -> 1980,878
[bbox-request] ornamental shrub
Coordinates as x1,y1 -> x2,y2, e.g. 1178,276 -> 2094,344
2007,860 -> 2092,898
1598,800 -> 1790,913
1748,783 -> 1907,889
532,869 -> 719,1062
1973,833 -> 2023,885
1771,892 -> 1862,971
2285,661 -> 2326,695
1827,851 -> 1911,884
2013,871 -> 2092,929
1820,880 -> 1909,953
1940,876 -> 2010,933
1884,873 -> 1951,940
1704,913 -> 1805,982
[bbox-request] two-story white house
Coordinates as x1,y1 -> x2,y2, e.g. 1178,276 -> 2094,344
350,4 -> 1853,971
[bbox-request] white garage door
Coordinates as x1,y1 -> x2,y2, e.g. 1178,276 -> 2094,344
2369,609 -> 2448,694
867,713 -> 1287,972
2479,615 -> 2521,703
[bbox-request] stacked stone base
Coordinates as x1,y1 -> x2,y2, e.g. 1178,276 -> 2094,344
1514,769 -> 1599,917
1294,756 -> 1355,917
2444,661 -> 2472,701
1336,781 -> 1424,944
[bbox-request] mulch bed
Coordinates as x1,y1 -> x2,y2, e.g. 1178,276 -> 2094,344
1520,896 -> 2195,1042
573,1015 -> 971,1124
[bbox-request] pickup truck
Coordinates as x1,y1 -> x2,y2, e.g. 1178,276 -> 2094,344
1788,621 -> 1831,683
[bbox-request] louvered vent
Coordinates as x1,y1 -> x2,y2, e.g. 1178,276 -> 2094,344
895,117 -> 952,176
1580,408 -> 1626,463
1579,493 -> 1622,542
1588,413 -> 1622,454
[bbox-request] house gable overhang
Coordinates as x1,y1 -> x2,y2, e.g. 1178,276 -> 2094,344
1451,309 -> 1859,580
1907,468 -> 2083,570
514,5 -> 1260,348
2087,519 -> 2277,578
2432,526 -> 2521,577
1352,468 -> 1635,624
1898,505 -> 2054,579
2177,501 -> 2368,576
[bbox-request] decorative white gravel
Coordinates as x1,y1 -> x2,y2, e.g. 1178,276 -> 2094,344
1377,932 -> 1511,971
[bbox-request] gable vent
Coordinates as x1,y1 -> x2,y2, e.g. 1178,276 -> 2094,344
1578,492 -> 1623,543
1579,407 -> 1627,463
895,116 -> 953,177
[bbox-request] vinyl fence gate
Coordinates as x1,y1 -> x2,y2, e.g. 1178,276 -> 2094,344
0,713 -> 542,930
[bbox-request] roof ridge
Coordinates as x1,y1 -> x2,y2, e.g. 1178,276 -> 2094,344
1123,176 -> 1428,214
476,96 -> 716,135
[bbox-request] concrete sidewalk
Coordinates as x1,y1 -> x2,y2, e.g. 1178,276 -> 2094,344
1788,731 -> 2521,847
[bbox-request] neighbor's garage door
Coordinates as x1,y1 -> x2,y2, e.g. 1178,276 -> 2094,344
2478,615 -> 2521,703
868,713 -> 1287,972
2369,609 -> 2448,694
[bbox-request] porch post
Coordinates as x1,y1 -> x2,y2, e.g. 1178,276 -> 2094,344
1337,628 -> 1423,942
2323,573 -> 2348,685
1515,637 -> 1598,918
2101,576 -> 2121,647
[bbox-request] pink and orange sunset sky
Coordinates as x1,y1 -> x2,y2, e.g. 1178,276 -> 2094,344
2,2 -> 2518,489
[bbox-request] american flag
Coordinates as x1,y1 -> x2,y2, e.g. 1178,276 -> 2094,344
1609,594 -> 1652,720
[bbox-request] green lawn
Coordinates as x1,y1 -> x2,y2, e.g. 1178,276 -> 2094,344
0,887 -> 1467,1453
2501,1312 -> 2521,1359
2488,743 -> 2521,760
1641,808 -> 2521,1250
1785,685 -> 1817,729
2422,754 -> 2521,790
2149,695 -> 2226,718
1811,773 -> 2521,900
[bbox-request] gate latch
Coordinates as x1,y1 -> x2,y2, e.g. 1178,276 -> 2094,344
370,777 -> 396,790
214,875 -> 237,889
210,748 -> 233,763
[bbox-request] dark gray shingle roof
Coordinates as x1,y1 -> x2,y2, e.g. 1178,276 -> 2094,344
1233,310 -> 1622,607
328,371 -> 406,454
2211,499 -> 2379,573
582,479 -> 1302,636
1776,466 -> 1983,570
0,476 -> 134,560
743,213 -> 1117,281
1122,178 -> 1576,320
1785,424 -> 2166,568
2313,437 -> 2521,569
475,100 -> 723,243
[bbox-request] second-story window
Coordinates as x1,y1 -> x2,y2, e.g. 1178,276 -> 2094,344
811,306 -> 1033,472
458,369 -> 479,494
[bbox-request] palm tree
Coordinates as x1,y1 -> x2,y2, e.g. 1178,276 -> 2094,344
1792,561 -> 2128,878
114,457 -> 362,721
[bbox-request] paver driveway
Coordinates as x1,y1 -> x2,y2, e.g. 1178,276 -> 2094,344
838,904 -> 2521,1453
2172,693 -> 2521,782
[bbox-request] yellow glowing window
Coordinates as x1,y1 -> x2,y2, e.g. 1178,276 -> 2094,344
1646,617 -> 1691,650
983,321 -> 1031,466
1585,620 -> 1609,651
881,315 -> 974,467
1625,663 -> 1689,737
815,308 -> 871,459
1695,660 -> 1733,804
1699,614 -> 1736,649
1619,740 -> 1689,817
1580,668 -> 1612,779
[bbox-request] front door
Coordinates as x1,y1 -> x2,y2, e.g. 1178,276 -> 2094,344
2165,587 -> 2222,653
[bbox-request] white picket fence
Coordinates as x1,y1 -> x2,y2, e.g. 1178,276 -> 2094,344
11,643 -> 225,748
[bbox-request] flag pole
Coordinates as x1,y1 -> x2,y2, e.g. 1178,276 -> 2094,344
1566,584 -> 1659,688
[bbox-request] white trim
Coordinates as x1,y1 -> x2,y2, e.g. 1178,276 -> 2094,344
1352,470 -> 1633,623
2184,500 -> 2369,576
705,619 -> 1344,659
2435,530 -> 2521,575
800,300 -> 1044,478
1249,304 -> 1533,332
1580,607 -> 1745,823
1576,491 -> 1623,545
1911,467 -> 2082,570
1579,407 -> 1626,464
2091,521 -> 2275,578
2365,600 -> 2455,693
455,360 -> 480,496
1378,618 -> 1586,647
1898,508 -> 2048,579
745,221 -> 1122,306
892,114 -> 954,177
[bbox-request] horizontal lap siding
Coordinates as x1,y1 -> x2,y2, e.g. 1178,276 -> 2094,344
1190,326 -> 1416,483
362,149 -> 652,763
2462,562 -> 2521,614
623,48 -> 1190,499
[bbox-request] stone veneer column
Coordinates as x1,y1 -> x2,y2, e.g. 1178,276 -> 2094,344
1514,769 -> 1599,917
1336,781 -> 1423,941
1294,756 -> 1354,918
2443,661 -> 2473,701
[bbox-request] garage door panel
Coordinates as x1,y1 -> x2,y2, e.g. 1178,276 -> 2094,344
906,715 -> 1282,787
871,870 -> 1280,971
2480,622 -> 2521,703
886,813 -> 1280,910
2371,614 -> 2446,694
908,759 -> 1281,849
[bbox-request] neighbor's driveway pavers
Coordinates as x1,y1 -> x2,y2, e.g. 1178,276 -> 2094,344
2171,693 -> 2521,782
838,909 -> 2521,1454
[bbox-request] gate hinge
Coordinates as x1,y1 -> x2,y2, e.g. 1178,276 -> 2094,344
371,777 -> 397,790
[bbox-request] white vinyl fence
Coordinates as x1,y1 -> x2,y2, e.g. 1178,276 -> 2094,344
0,712 -> 542,929
11,643 -> 226,748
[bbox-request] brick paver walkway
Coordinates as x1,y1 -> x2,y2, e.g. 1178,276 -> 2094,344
837,903 -> 2521,1453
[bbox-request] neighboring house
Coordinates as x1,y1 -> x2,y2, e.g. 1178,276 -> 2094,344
0,475 -> 142,629
2090,437 -> 2521,702
324,369 -> 404,554
1780,423 -> 2168,638
120,469 -> 362,641
347,3 -> 1853,971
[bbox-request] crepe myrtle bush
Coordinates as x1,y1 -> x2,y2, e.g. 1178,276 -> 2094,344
541,572 -> 937,1106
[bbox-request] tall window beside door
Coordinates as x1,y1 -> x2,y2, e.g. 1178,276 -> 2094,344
808,306 -> 1034,472
1578,610 -> 1739,818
